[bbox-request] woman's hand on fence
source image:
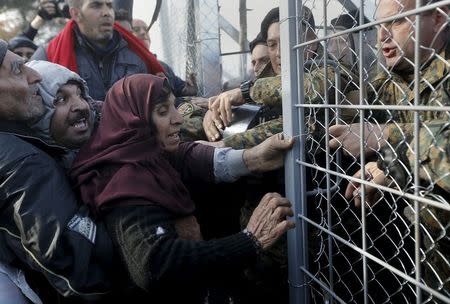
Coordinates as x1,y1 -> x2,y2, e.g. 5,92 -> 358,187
246,192 -> 295,250
243,133 -> 294,173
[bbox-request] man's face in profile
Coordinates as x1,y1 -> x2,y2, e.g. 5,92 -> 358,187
0,51 -> 44,123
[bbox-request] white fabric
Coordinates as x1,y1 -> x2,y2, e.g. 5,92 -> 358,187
0,262 -> 42,304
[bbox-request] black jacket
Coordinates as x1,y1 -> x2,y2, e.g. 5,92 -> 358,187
0,122 -> 114,299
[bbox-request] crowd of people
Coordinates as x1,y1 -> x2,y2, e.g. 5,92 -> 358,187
0,0 -> 448,303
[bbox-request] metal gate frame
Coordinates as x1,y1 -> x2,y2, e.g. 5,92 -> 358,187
281,0 -> 450,303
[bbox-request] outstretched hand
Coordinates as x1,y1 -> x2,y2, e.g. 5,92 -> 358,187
202,109 -> 223,141
329,123 -> 389,157
208,88 -> 245,128
246,192 -> 295,250
345,161 -> 387,208
243,133 -> 295,173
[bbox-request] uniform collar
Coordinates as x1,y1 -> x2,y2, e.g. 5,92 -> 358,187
373,41 -> 449,92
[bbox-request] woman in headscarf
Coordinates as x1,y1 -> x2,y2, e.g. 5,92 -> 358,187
70,73 -> 295,302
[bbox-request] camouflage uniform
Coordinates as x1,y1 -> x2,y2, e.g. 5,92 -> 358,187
177,54 -> 280,143
222,52 -> 361,304
177,97 -> 208,141
223,61 -> 359,149
377,43 -> 450,300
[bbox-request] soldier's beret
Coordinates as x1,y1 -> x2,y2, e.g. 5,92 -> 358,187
260,6 -> 315,41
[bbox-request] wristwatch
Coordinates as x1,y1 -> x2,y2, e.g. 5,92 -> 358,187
240,80 -> 254,102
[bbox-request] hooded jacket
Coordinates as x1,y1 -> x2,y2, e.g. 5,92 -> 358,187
26,60 -> 98,169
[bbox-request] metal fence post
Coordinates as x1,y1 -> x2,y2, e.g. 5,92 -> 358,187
281,1 -> 309,303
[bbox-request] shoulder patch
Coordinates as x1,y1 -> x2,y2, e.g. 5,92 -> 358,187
177,102 -> 195,118
67,214 -> 97,244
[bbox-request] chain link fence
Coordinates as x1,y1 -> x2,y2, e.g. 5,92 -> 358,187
281,0 -> 450,303
159,0 -> 222,97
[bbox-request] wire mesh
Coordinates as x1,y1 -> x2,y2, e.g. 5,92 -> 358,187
281,0 -> 450,303
159,0 -> 222,97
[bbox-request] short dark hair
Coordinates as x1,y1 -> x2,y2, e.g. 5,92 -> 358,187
249,32 -> 266,53
260,7 -> 279,41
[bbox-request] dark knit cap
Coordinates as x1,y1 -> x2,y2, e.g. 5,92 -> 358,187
8,35 -> 38,52
249,32 -> 266,53
260,6 -> 315,41
331,10 -> 369,29
0,39 -> 7,67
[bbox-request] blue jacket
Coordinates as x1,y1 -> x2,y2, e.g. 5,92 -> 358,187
32,28 -> 148,101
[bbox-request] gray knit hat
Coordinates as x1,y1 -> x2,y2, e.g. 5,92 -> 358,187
0,39 -> 8,67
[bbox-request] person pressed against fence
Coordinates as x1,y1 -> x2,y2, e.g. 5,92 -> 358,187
0,55 -> 295,303
203,6 -> 358,150
328,1 -> 449,297
0,42 -> 115,303
68,73 -> 295,302
329,0 -> 450,207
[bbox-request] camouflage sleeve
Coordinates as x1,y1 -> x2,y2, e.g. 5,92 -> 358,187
250,75 -> 282,106
222,117 -> 283,149
248,67 -> 333,107
387,121 -> 450,193
386,122 -> 415,147
243,65 -> 351,152
409,121 -> 450,193
178,101 -> 208,141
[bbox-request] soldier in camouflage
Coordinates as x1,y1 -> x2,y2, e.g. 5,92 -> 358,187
331,0 -> 449,299
178,31 -> 273,142
206,7 -> 359,150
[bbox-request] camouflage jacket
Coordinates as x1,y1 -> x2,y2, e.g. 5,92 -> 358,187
377,43 -> 450,193
376,45 -> 450,295
177,59 -> 278,142
224,59 -> 359,149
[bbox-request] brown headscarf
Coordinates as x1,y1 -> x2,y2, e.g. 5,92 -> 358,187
70,74 -> 196,216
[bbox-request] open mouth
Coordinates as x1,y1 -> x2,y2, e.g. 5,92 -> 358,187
71,117 -> 89,131
382,47 -> 396,58
168,131 -> 180,141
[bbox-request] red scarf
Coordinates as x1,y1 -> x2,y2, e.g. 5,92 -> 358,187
46,20 -> 164,75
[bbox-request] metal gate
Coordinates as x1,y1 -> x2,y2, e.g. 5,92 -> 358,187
281,0 -> 450,303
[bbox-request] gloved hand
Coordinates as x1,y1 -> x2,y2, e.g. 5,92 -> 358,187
37,0 -> 61,20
